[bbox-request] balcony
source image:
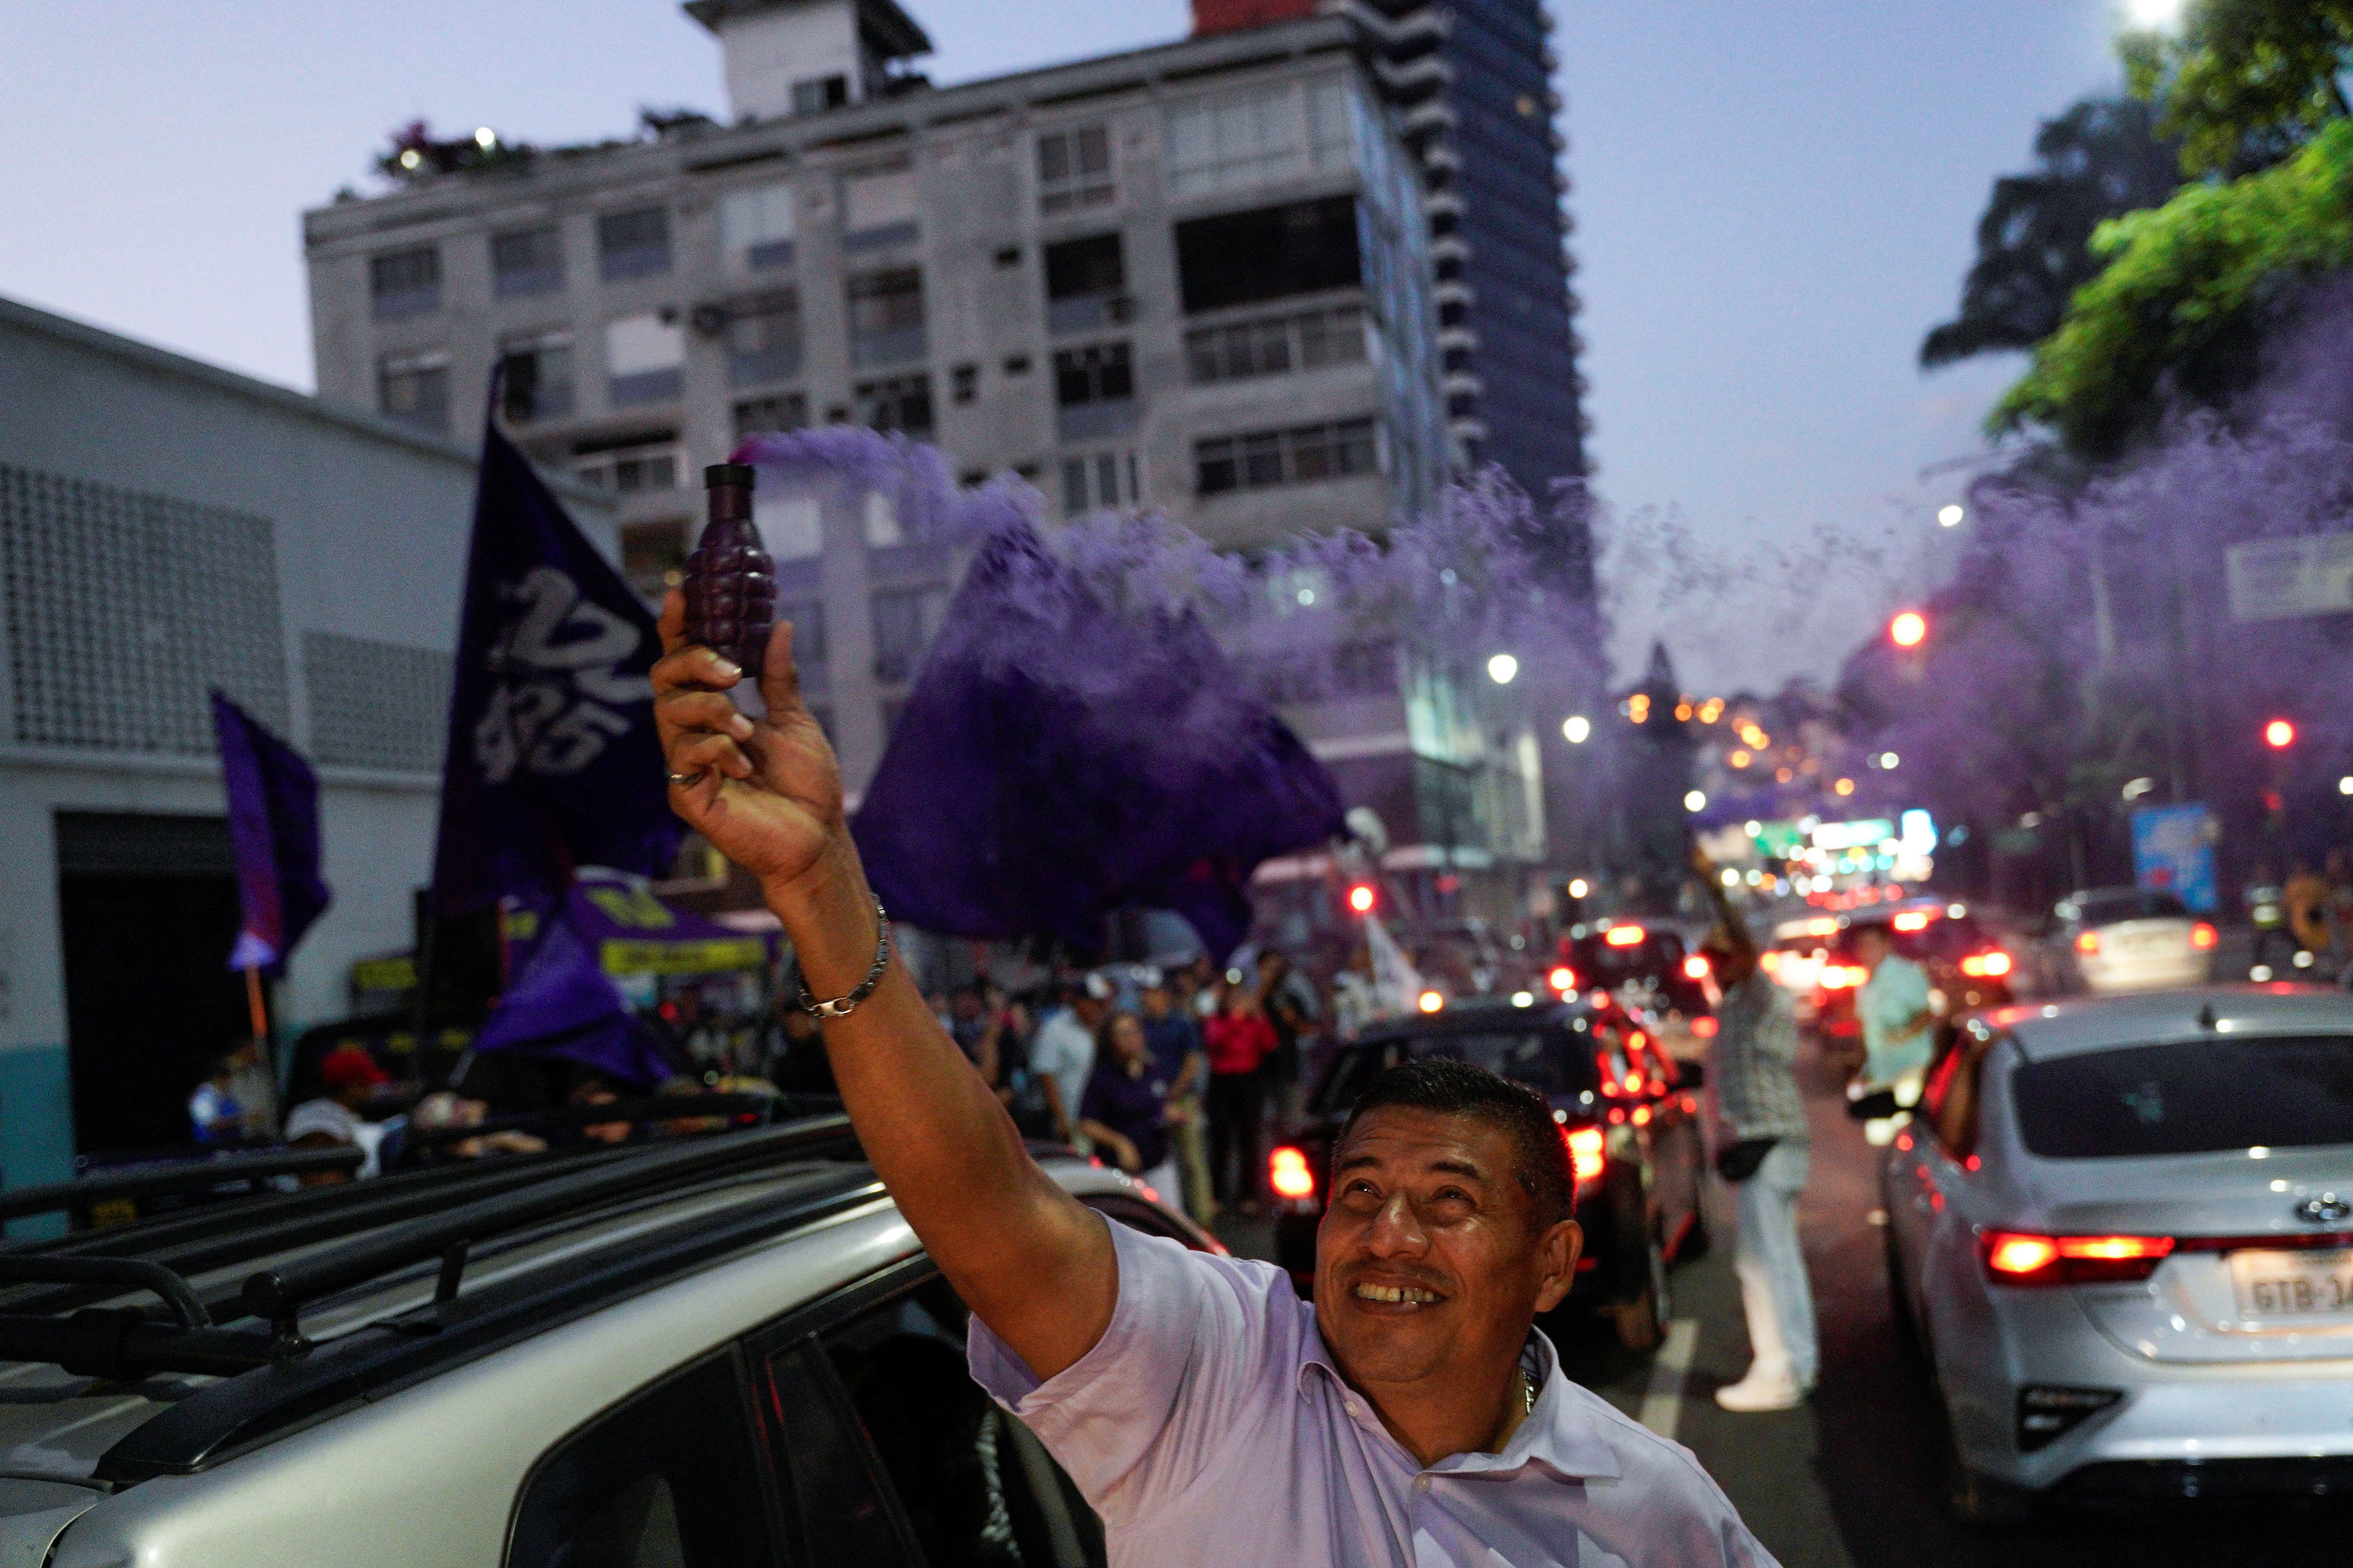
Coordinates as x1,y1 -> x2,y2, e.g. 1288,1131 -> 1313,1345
851,324 -> 928,369
609,368 -> 684,408
728,345 -> 803,388
1046,292 -> 1137,336
1056,399 -> 1139,444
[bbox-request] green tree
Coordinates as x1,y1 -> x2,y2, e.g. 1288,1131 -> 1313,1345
1923,98 -> 2182,367
1992,120 -> 2353,456
2123,0 -> 2353,176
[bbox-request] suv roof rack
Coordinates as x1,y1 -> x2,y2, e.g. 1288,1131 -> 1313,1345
0,1146 -> 365,1223
394,1091 -> 786,1160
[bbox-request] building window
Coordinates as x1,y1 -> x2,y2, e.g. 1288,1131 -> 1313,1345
370,247 -> 440,320
605,312 -> 684,407
1043,233 -> 1130,335
951,364 -> 978,404
1002,355 -> 1032,376
620,518 -> 688,599
871,586 -> 946,684
574,432 -> 681,494
1164,79 -> 1356,201
1186,304 -> 1367,384
1037,123 -> 1113,215
1054,343 -> 1136,442
1195,417 -> 1377,496
724,290 -> 801,387
847,269 -> 926,368
498,328 -> 575,424
597,208 -> 672,281
792,75 -> 850,115
1176,196 -> 1361,314
719,183 -> 798,270
1062,449 -> 1141,517
377,349 -> 450,433
842,166 -> 919,252
490,226 -> 563,299
733,392 -> 809,442
855,375 -> 933,440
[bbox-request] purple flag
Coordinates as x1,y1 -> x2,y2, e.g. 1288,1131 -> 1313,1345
468,906 -> 679,1088
432,409 -> 680,917
851,524 -> 1345,960
209,691 -> 329,974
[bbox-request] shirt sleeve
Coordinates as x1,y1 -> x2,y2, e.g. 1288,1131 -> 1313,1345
967,1219 -> 1297,1528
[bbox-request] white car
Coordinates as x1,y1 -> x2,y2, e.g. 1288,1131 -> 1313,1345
0,1111 -> 1204,1565
1884,987 -> 2353,1523
2048,888 -> 2217,993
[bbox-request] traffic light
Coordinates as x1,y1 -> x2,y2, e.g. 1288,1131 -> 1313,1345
1346,883 -> 1377,914
2264,718 -> 2296,750
1889,610 -> 1928,648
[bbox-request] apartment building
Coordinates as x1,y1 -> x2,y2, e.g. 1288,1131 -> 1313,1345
303,0 -> 1546,927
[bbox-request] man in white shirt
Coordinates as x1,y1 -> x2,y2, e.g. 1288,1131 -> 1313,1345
1031,973 -> 1109,1148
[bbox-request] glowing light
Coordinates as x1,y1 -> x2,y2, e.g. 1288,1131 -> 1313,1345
1564,1125 -> 1606,1186
2340,776 -> 2353,796
1417,990 -> 1445,1014
1834,778 -> 1855,796
1632,1104 -> 1652,1126
2076,931 -> 2101,955
1698,698 -> 1724,723
1683,954 -> 1711,979
1960,951 -> 2013,978
1891,911 -> 1931,932
473,126 -> 496,149
1511,990 -> 1535,1008
1627,694 -> 1651,723
1720,868 -> 1740,888
1346,884 -> 1377,914
2123,0 -> 2187,30
2265,718 -> 2297,749
1674,702 -> 1694,721
1604,925 -> 1646,948
2190,921 -> 2218,950
398,147 -> 424,170
1729,749 -> 1751,768
1937,504 -> 1964,528
1567,878 -> 1590,899
1268,1146 -> 1316,1200
1487,653 -> 1519,685
1879,752 -> 1899,769
1563,714 -> 1591,744
1548,965 -> 1577,992
1890,610 -> 1928,648
1297,587 -> 1316,605
1684,790 -> 1707,812
1985,1234 -> 2060,1277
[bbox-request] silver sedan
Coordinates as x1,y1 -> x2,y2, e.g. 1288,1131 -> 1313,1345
1882,986 -> 2353,1523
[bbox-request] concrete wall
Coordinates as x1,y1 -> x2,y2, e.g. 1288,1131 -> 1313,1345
0,295 -> 617,1191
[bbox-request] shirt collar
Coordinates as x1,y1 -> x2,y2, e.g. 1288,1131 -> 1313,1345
1297,1320 -> 1625,1482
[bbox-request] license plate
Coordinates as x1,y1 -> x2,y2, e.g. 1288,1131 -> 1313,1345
2230,1248 -> 2353,1318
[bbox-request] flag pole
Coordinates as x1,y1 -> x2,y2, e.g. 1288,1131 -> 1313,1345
243,963 -> 270,1042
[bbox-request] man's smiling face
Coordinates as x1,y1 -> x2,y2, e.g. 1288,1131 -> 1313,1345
1313,1106 -> 1581,1392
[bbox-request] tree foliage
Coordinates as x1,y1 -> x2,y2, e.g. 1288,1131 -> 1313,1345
2123,0 -> 2353,176
1923,98 -> 2181,368
1993,120 -> 2353,456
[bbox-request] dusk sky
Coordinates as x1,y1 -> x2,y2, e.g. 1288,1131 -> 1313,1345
0,1 -> 2134,691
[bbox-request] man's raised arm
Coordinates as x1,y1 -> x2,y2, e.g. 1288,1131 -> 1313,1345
651,597 -> 1115,1380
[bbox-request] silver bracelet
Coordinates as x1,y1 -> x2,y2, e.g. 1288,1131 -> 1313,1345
798,897 -> 891,1019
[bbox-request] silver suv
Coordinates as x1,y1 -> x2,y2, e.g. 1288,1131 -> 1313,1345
0,1110 -> 1208,1564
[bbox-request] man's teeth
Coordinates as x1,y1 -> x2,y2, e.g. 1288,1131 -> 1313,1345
1353,1283 -> 1441,1304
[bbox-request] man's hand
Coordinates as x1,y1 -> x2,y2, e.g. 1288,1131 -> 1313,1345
651,593 -> 841,896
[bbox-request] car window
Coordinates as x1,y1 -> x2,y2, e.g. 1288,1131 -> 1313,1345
2076,890 -> 2189,926
1310,1042 -> 1397,1117
1920,1040 -> 1983,1158
818,1277 -> 1107,1568
1406,1030 -> 1597,1098
2013,1036 -> 2353,1158
508,1349 -> 781,1568
764,1337 -> 919,1566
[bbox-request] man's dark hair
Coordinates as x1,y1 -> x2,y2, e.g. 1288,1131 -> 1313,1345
1338,1058 -> 1575,1228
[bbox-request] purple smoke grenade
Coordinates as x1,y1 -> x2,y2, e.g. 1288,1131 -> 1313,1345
682,463 -> 776,674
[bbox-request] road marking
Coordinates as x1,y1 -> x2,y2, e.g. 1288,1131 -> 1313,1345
1639,1319 -> 1699,1440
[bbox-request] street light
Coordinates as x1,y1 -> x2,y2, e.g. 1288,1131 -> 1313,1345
1562,714 -> 1591,744
2265,718 -> 2297,750
1937,504 -> 1964,528
1346,883 -> 1377,914
1880,752 -> 1900,770
1890,610 -> 1928,648
1684,790 -> 1707,812
1567,877 -> 1591,899
473,126 -> 497,150
1487,652 -> 1519,685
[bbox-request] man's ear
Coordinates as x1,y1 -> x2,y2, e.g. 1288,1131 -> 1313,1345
1532,1217 -> 1583,1313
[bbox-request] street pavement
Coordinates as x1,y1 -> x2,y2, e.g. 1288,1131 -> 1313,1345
1217,1006 -> 2353,1564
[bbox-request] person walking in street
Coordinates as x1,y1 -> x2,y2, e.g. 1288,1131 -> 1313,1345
1032,974 -> 1109,1151
1080,1011 -> 1182,1201
1205,984 -> 1277,1213
650,605 -> 1779,1566
1691,849 -> 1817,1413
1852,925 -> 1933,1150
1257,948 -> 1319,1128
1139,969 -> 1214,1224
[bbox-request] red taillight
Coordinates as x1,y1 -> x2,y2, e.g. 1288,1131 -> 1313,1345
1268,1146 -> 1316,1200
1691,1016 -> 1719,1038
1548,965 -> 1577,992
1564,1125 -> 1605,1187
2191,921 -> 2218,951
1819,965 -> 1865,991
1604,925 -> 1645,948
1632,1104 -> 1652,1126
1892,911 -> 1930,932
2075,930 -> 2101,955
1682,954 -> 1711,980
1982,1231 -> 2173,1287
1960,950 -> 2013,978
